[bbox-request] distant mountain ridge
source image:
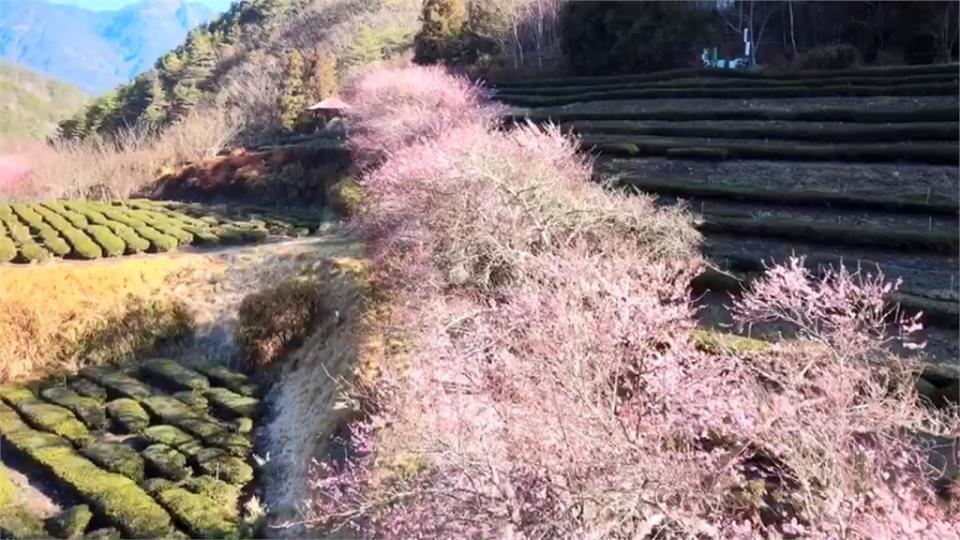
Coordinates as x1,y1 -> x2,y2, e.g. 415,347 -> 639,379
0,61 -> 86,139
0,0 -> 217,93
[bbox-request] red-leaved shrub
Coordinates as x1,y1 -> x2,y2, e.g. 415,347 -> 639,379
298,65 -> 959,539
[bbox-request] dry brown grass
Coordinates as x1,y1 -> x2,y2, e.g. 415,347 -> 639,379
0,257 -> 199,382
263,257 -> 382,527
236,278 -> 327,372
2,106 -> 241,201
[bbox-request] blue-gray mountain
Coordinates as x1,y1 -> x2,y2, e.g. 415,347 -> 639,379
0,0 -> 217,93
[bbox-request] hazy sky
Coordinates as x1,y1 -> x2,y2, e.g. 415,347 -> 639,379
46,0 -> 234,11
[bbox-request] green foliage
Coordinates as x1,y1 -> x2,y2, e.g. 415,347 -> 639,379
1,205 -> 50,262
140,358 -> 210,392
142,444 -> 192,481
0,386 -> 91,445
45,504 -> 92,539
306,49 -> 339,102
560,1 -> 718,75
31,204 -> 102,259
153,486 -> 239,538
0,223 -> 17,262
343,25 -> 415,71
0,403 -> 172,538
0,61 -> 86,140
64,202 -> 151,254
40,386 -> 107,430
105,398 -> 151,433
85,225 -> 126,257
204,387 -> 259,419
195,448 -> 253,485
280,48 -> 308,130
414,0 -> 468,64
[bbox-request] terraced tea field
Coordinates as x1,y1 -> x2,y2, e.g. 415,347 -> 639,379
0,199 -> 323,264
497,63 -> 960,338
0,359 -> 258,538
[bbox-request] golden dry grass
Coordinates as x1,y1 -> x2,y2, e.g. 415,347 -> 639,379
0,257 -> 200,382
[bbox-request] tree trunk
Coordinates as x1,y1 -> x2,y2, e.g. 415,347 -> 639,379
788,1 -> 798,57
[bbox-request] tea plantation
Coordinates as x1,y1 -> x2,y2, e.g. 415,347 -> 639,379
498,62 -> 960,327
0,360 -> 259,538
0,199 -> 323,264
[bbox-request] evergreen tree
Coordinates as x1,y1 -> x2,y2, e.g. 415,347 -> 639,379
182,29 -> 218,87
306,49 -> 338,102
56,116 -> 86,140
141,71 -> 170,125
280,48 -> 308,130
83,92 -> 119,135
115,75 -> 152,128
414,0 -> 468,64
171,81 -> 202,120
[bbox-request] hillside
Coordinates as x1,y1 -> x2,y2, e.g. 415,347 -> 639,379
0,62 -> 86,139
0,0 -> 216,93
58,0 -> 421,143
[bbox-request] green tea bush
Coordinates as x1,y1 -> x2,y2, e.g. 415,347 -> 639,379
43,203 -> 89,228
95,206 -> 179,253
126,209 -> 194,244
0,224 -> 17,262
86,225 -> 126,257
36,227 -> 71,257
32,205 -> 102,259
11,204 -> 47,230
65,203 -> 151,254
0,213 -> 49,263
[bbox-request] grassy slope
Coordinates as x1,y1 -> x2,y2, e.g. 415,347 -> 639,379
0,62 -> 87,140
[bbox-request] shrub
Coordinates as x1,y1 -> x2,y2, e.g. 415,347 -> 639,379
95,206 -> 178,252
36,226 -> 72,257
329,177 -> 364,216
299,64 -> 959,538
357,121 -> 697,292
344,65 -> 503,165
43,203 -> 89,228
235,279 -> 326,372
413,0 -> 469,64
85,225 -> 126,257
124,209 -> 195,244
64,203 -> 151,254
0,211 -> 48,263
0,224 -> 17,262
797,43 -> 860,70
32,204 -> 103,259
10,203 -> 46,229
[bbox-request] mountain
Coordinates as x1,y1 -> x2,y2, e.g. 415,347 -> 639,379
0,61 -> 86,139
0,0 -> 217,93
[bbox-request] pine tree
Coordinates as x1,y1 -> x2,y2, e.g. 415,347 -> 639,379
141,71 -> 170,125
414,0 -> 468,64
280,48 -> 308,130
182,29 -> 217,87
306,49 -> 338,102
171,81 -> 202,120
56,116 -> 86,140
83,92 -> 119,135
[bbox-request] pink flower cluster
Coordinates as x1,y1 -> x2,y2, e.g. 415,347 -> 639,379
304,65 -> 959,539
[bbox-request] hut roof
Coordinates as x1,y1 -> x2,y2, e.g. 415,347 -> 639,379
307,96 -> 350,111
